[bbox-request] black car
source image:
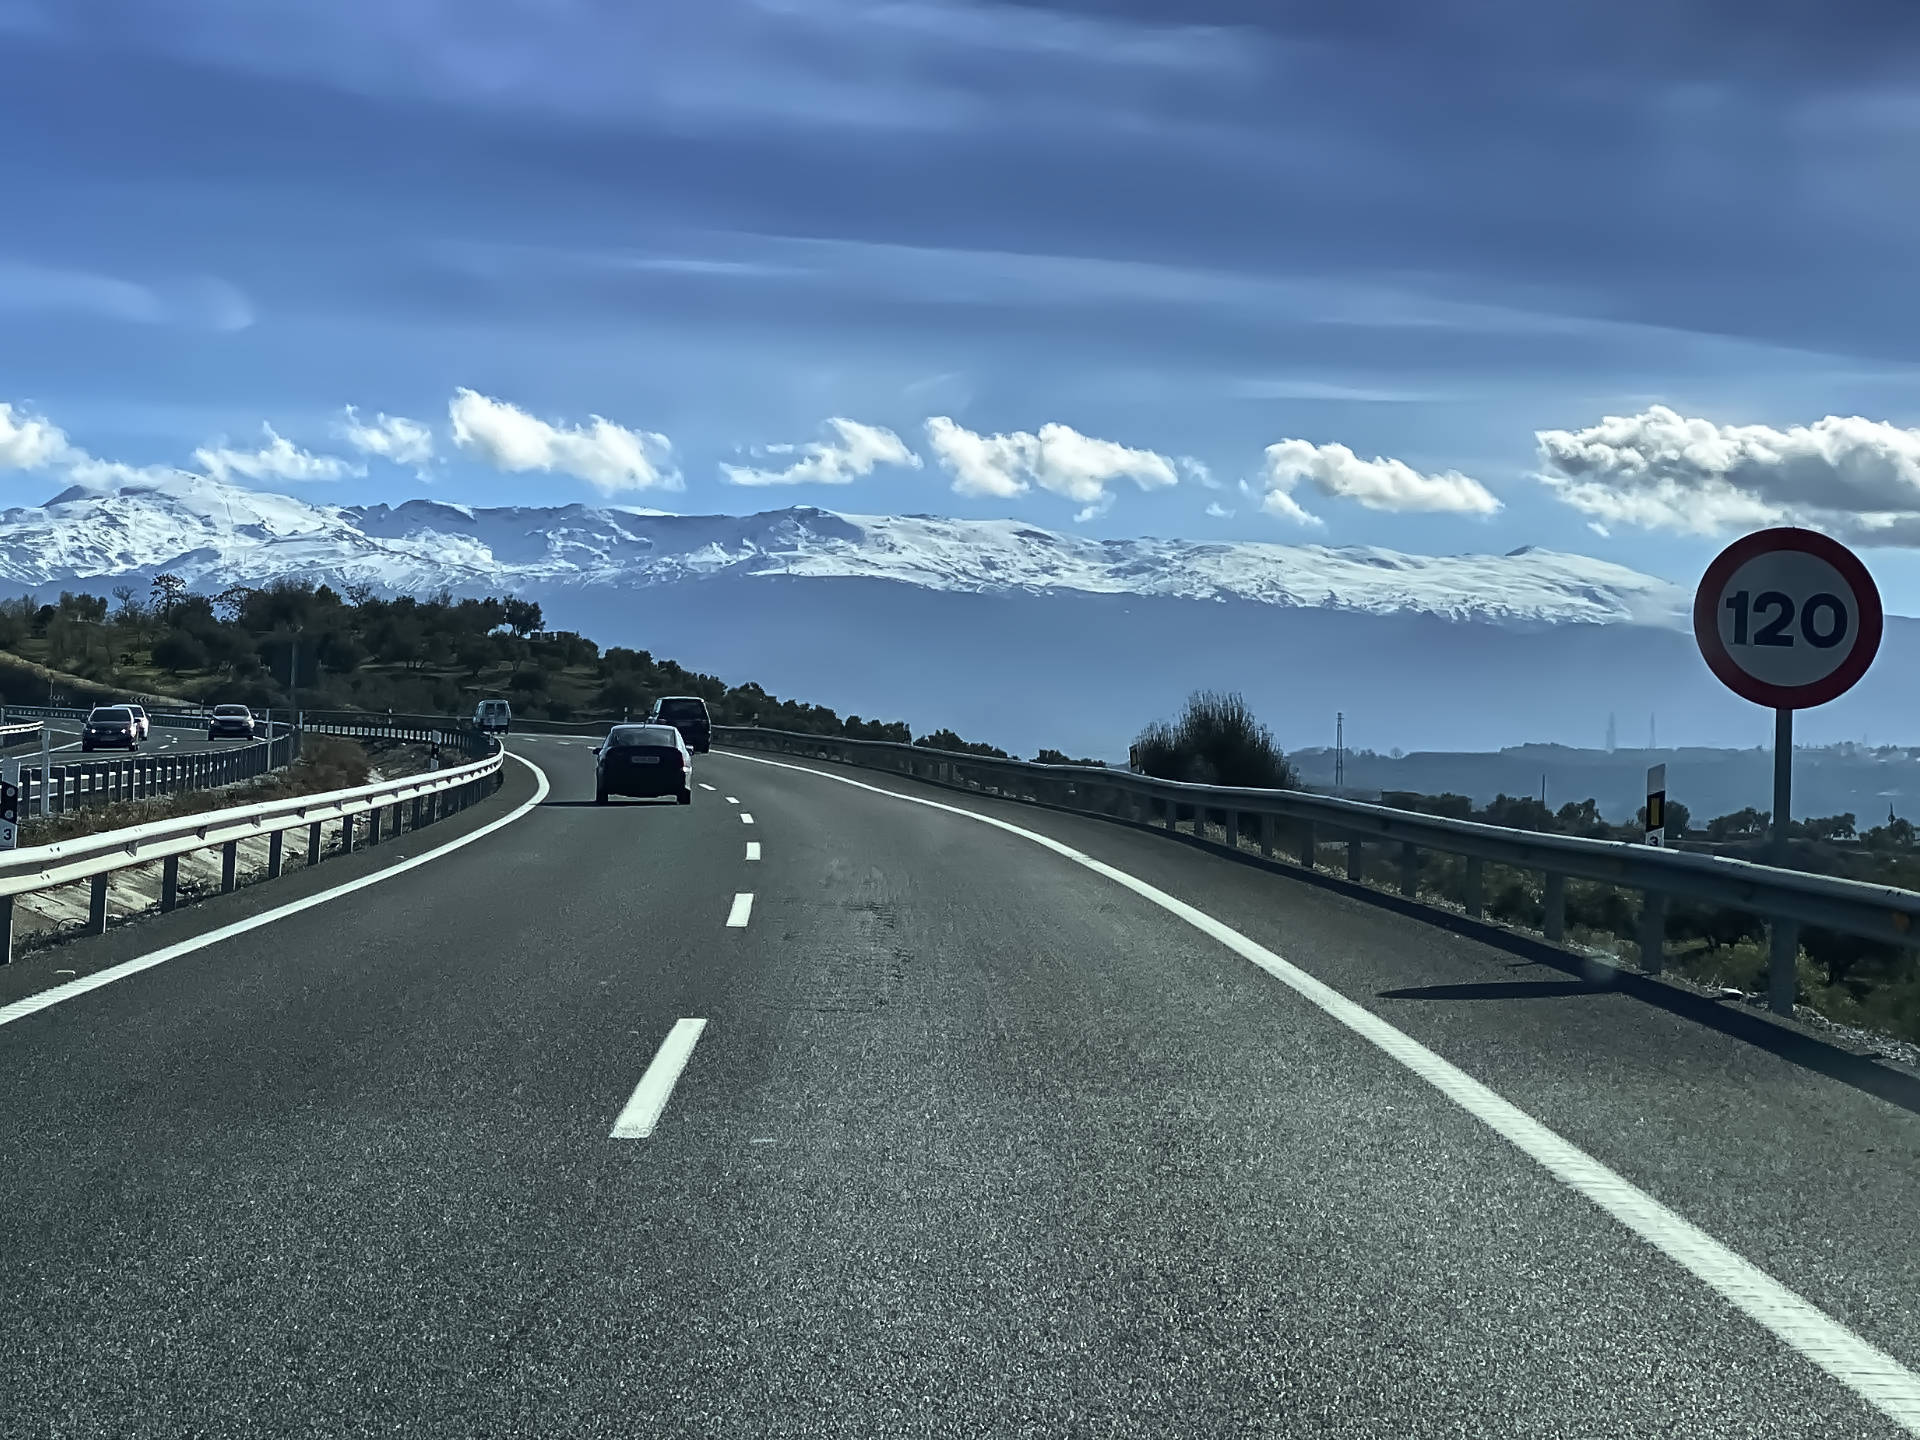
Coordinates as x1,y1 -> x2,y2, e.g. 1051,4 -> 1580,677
81,706 -> 139,752
207,704 -> 257,740
595,724 -> 693,805
648,695 -> 711,753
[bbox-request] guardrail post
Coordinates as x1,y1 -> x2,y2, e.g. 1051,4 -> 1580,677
161,855 -> 180,911
88,874 -> 108,934
1640,891 -> 1667,974
0,895 -> 13,965
1768,918 -> 1798,1016
1464,857 -> 1483,919
341,814 -> 355,854
307,821 -> 322,866
1260,814 -> 1275,857
1224,810 -> 1239,850
1346,836 -> 1363,881
220,840 -> 238,893
1297,821 -> 1316,870
1543,873 -> 1566,942
368,807 -> 382,845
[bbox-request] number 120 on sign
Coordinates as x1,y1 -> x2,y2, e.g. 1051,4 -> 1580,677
1693,528 -> 1883,711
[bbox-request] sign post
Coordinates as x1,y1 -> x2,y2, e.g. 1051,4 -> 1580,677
1694,527 -> 1883,1015
0,758 -> 19,852
1644,764 -> 1666,847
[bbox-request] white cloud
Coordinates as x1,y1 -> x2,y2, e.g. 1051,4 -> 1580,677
449,388 -> 679,495
1176,456 -> 1218,489
339,406 -> 435,471
923,416 -> 1180,509
0,401 -> 75,470
1259,439 -> 1501,525
193,425 -> 364,484
1205,501 -> 1235,518
722,417 -> 921,486
1536,404 -> 1920,543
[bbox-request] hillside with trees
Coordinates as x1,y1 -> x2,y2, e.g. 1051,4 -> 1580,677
0,578 -> 935,744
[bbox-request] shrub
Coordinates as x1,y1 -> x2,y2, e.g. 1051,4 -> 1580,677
1132,690 -> 1294,790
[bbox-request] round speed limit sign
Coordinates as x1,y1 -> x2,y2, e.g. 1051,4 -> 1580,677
1693,527 -> 1883,709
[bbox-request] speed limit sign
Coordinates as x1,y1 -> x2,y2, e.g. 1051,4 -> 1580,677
1693,527 -> 1883,710
1694,527 -> 1883,1019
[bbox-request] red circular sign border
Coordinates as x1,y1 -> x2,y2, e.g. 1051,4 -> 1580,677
1692,527 -> 1884,710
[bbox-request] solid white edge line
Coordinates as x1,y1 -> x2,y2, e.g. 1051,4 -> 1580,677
725,892 -> 753,927
720,749 -> 1920,1435
745,841 -> 761,861
0,753 -> 554,1030
610,1017 -> 707,1139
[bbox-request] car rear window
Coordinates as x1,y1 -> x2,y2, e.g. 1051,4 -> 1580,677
657,698 -> 707,720
607,725 -> 680,748
214,705 -> 250,716
91,708 -> 131,721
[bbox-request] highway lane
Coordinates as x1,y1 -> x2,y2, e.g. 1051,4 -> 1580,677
34,718 -> 276,758
0,735 -> 1913,1436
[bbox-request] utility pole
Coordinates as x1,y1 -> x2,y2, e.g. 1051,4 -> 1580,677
1335,712 -> 1345,790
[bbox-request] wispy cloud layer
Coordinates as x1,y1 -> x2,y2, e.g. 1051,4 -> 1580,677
448,388 -> 680,494
722,417 -> 920,486
0,259 -> 253,331
194,425 -> 363,484
339,406 -> 435,471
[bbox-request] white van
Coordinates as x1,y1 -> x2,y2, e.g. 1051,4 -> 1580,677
473,699 -> 512,734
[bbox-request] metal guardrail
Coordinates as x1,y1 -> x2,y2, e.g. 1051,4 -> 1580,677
715,725 -> 1920,1016
0,717 -> 506,962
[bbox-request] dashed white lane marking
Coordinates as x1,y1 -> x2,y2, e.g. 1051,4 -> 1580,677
722,749 -> 1920,1436
0,754 -> 553,1030
725,892 -> 754,927
726,796 -> 739,804
610,1018 -> 707,1140
745,841 -> 761,861
698,783 -> 716,792
739,813 -> 753,825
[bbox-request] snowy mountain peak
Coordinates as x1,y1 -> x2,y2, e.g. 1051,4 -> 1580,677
0,473 -> 1690,628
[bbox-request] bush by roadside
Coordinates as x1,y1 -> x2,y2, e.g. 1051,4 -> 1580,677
1133,691 -> 1296,790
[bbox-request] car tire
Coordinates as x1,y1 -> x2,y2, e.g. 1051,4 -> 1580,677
677,789 -> 692,805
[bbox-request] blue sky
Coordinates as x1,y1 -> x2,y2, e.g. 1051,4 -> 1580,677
7,1 -> 1920,602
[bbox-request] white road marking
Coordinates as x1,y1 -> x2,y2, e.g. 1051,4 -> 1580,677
722,749 -> 1920,1436
745,841 -> 761,861
0,754 -> 553,1030
698,783 -> 716,792
610,1018 -> 707,1140
726,795 -> 739,804
739,813 -> 753,825
725,892 -> 754,927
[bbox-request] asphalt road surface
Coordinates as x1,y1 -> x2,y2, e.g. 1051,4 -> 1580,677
1,735 -> 1917,1438
36,718 -> 275,759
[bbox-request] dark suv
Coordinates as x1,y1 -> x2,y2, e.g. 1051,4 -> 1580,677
648,696 -> 711,753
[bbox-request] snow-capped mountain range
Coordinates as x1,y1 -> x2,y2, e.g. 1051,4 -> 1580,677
0,472 -> 1687,629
